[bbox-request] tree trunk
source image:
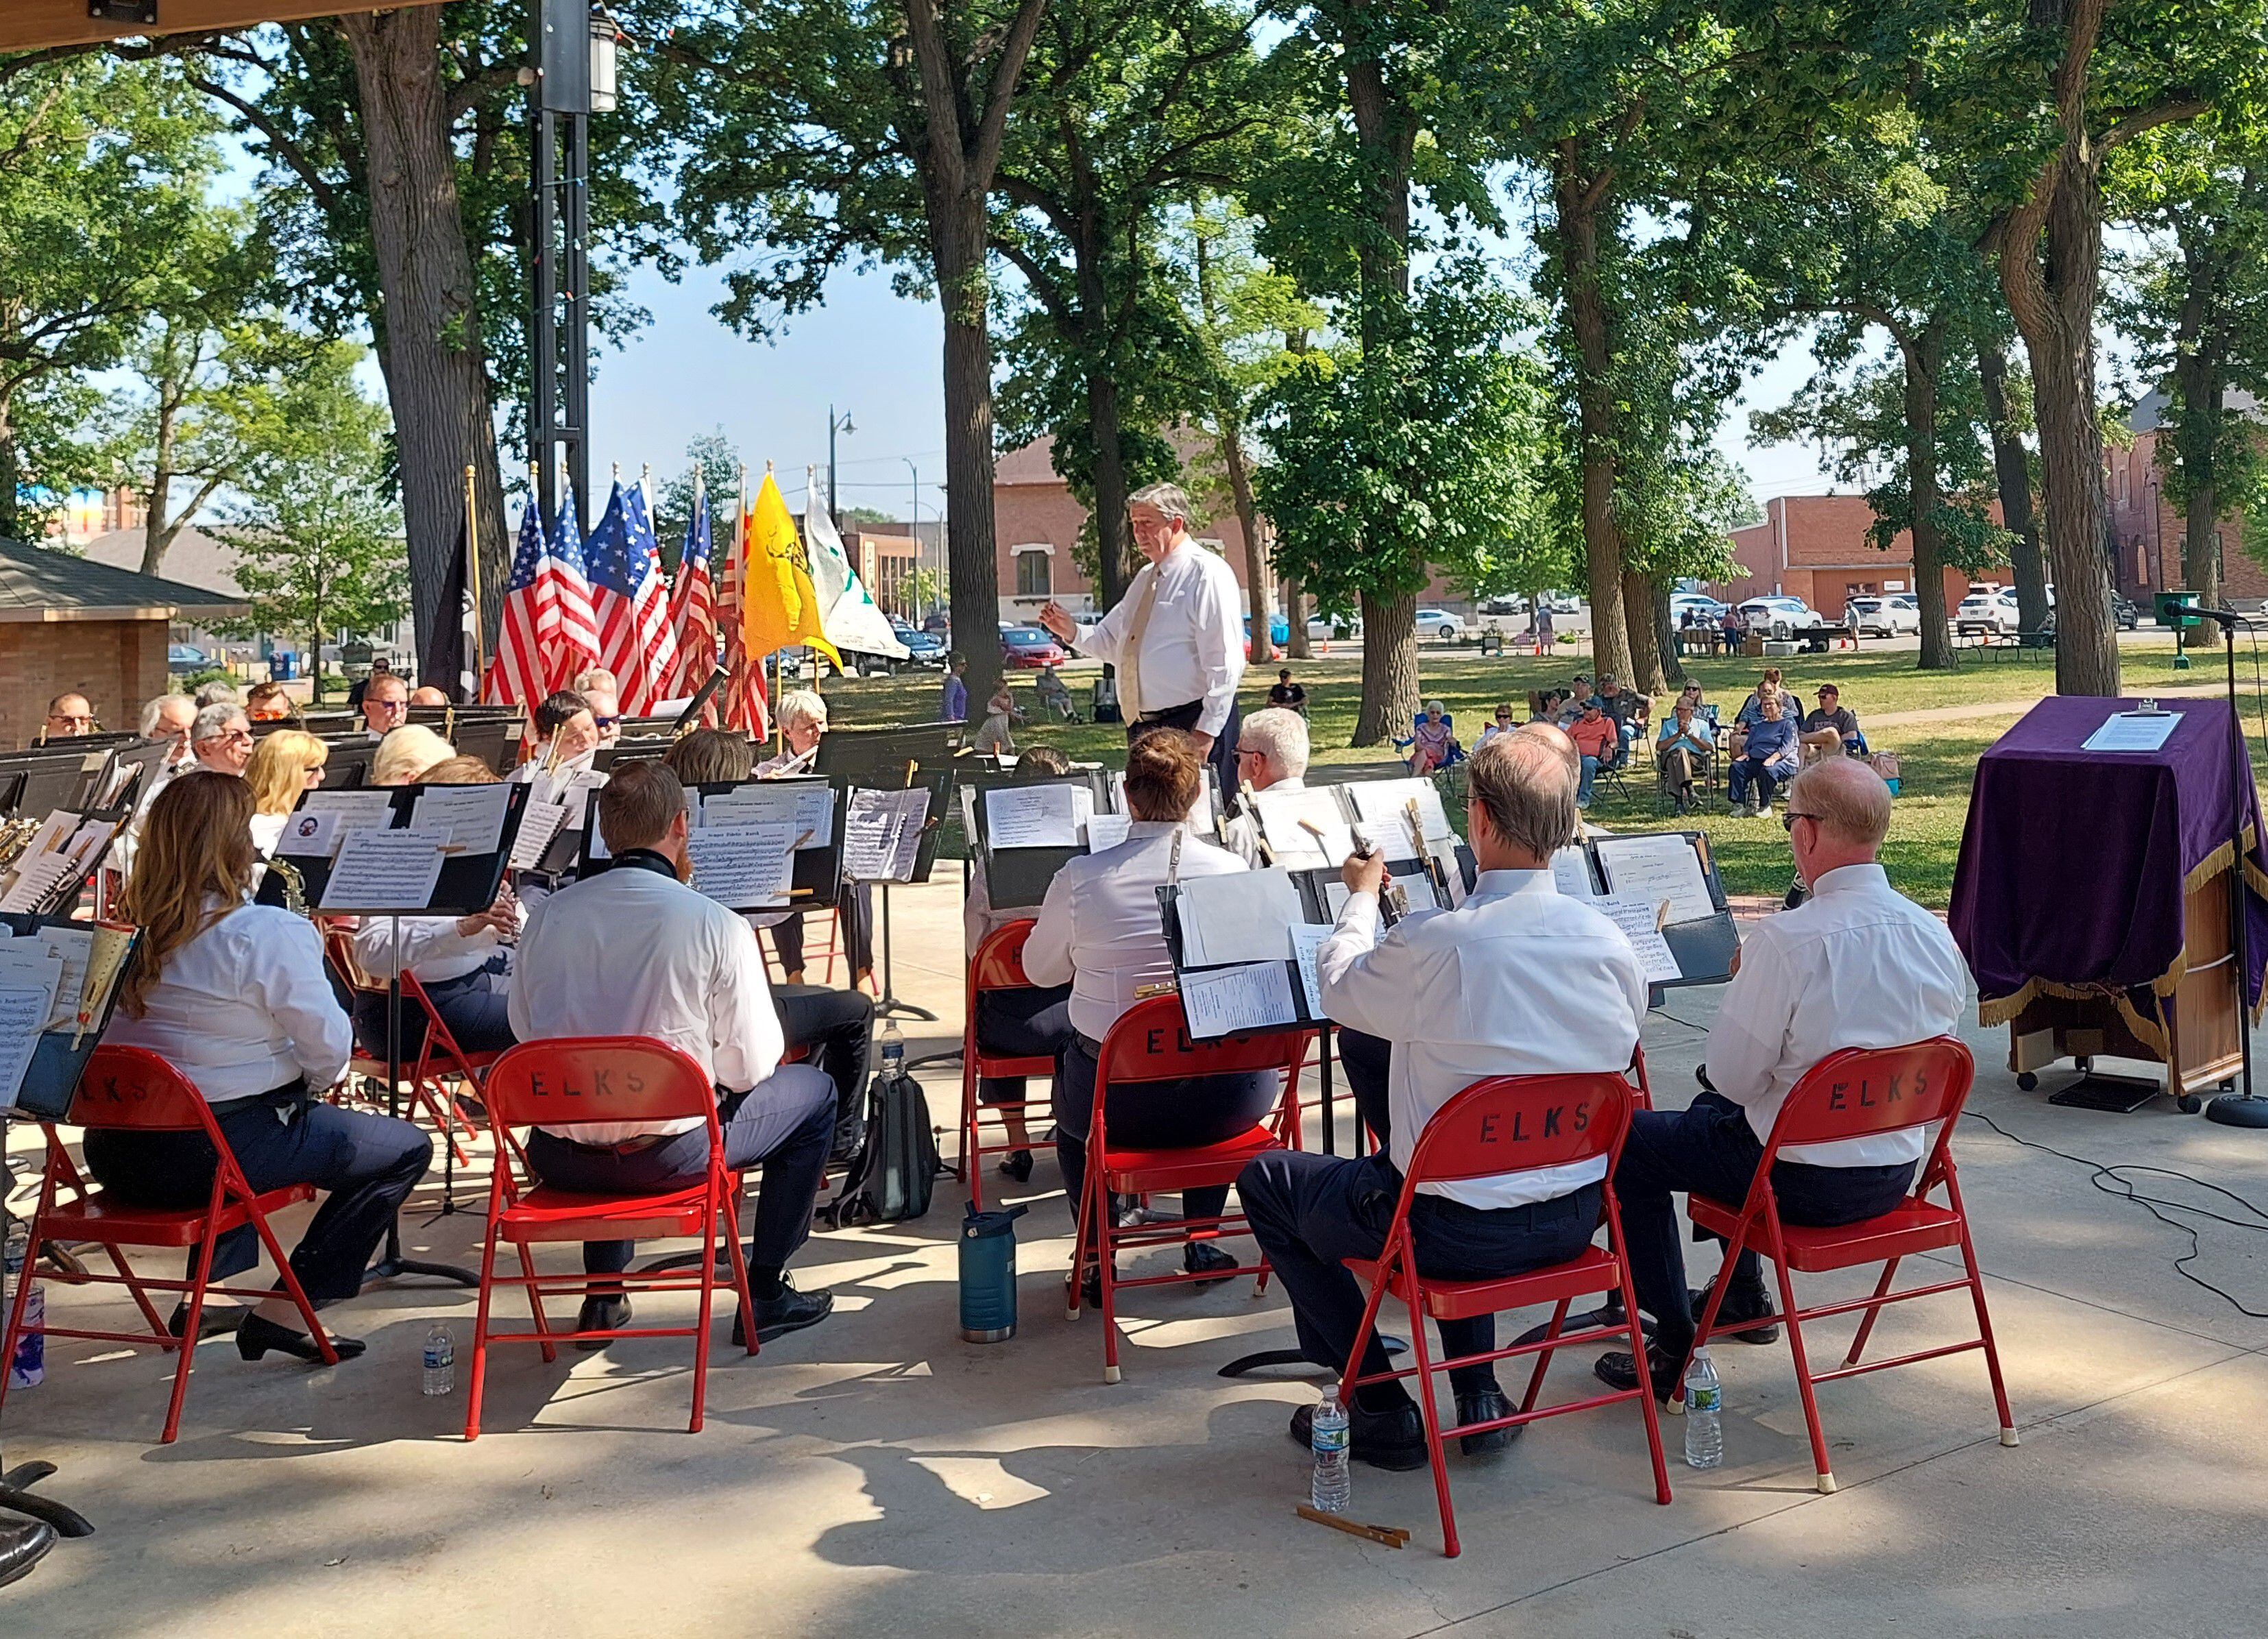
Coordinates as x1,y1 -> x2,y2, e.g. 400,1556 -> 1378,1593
0,399 -> 19,542
1622,569 -> 1662,692
1651,579 -> 1687,688
340,10 -> 509,688
1553,159 -> 1635,685
1903,324 -> 1955,670
1284,575 -> 1310,659
931,195 -> 1005,709
2185,471 -> 2221,632
1087,366 -> 1131,614
1218,418 -> 1270,664
1976,335 -> 2048,629
1355,585 -> 1419,746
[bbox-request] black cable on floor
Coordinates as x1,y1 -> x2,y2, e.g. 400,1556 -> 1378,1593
1964,1108 -> 2268,1320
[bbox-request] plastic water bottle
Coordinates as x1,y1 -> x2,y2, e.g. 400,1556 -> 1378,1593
880,1017 -> 905,1080
422,1323 -> 455,1397
1683,1349 -> 1722,1469
1310,1394 -> 1352,1512
3,1223 -> 40,1390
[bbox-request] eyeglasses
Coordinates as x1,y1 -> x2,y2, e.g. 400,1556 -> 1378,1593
48,714 -> 92,727
1781,809 -> 1820,832
368,698 -> 408,717
594,717 -> 620,730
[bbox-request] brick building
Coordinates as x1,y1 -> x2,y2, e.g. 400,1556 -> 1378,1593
2106,388 -> 2268,603
1,537 -> 247,749
840,528 -> 927,619
1721,494 -> 1973,620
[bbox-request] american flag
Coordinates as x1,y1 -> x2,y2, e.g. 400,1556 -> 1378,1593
483,487 -> 601,711
587,478 -> 680,714
717,498 -> 768,739
667,487 -> 720,708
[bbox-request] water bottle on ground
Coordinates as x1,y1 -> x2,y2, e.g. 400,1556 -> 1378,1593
1310,1393 -> 1352,1512
422,1323 -> 455,1397
1683,1349 -> 1722,1469
4,1222 -> 41,1390
880,1018 -> 905,1080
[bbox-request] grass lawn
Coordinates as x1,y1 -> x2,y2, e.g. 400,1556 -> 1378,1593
817,634 -> 2265,911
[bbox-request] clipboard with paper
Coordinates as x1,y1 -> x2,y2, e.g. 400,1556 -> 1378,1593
0,912 -> 140,1120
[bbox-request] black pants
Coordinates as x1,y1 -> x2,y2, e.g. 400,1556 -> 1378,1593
1334,1027 -> 1394,1149
768,885 -> 875,978
975,984 -> 1074,1104
772,982 -> 875,1154
1615,1090 -> 1917,1357
352,957 -> 517,1061
1241,1148 -> 1602,1400
1052,1036 -> 1278,1226
523,1063 -> 835,1279
83,1087 -> 433,1305
1128,696 -> 1241,808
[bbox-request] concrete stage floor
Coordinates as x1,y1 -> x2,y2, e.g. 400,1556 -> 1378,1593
6,874 -> 2268,1637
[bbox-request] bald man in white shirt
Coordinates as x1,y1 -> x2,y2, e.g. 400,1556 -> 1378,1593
1241,733 -> 1648,1470
1596,757 -> 1972,1395
1037,480 -> 1246,796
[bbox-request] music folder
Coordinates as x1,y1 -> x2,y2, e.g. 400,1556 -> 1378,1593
569,775 -> 846,910
260,781 -> 531,918
963,768 -> 1119,910
1156,868 -> 1341,1042
0,913 -> 139,1121
1556,829 -> 1740,994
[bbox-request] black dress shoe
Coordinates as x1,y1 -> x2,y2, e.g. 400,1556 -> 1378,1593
1183,1241 -> 1238,1289
1594,1342 -> 1683,1400
997,1149 -> 1034,1184
731,1277 -> 835,1347
167,1301 -> 245,1341
236,1313 -> 365,1364
1454,1385 -> 1522,1457
575,1293 -> 633,1349
1690,1286 -> 1781,1344
0,1519 -> 57,1591
1289,1398 -> 1430,1472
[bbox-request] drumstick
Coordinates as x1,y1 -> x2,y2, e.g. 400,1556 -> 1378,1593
1294,1505 -> 1409,1547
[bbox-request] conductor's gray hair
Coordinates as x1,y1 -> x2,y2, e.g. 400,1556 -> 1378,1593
1127,481 -> 1197,528
1466,731 -> 1578,860
1237,707 -> 1309,782
190,703 -> 247,745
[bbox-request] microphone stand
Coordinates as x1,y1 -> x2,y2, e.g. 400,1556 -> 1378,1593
2201,609 -> 2267,1127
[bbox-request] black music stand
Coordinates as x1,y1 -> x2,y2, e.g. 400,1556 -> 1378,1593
818,724 -> 963,1023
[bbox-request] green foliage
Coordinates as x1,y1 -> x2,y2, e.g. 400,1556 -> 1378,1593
653,431 -> 742,566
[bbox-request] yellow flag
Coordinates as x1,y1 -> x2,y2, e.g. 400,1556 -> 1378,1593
741,470 -> 842,668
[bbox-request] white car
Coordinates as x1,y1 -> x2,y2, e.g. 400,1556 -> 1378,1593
1306,611 -> 1361,642
1737,596 -> 1836,642
1415,607 -> 1467,640
1955,590 -> 2021,635
1845,594 -> 1921,636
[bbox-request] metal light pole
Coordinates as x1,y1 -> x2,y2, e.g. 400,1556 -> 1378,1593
905,457 -> 923,618
827,406 -> 855,526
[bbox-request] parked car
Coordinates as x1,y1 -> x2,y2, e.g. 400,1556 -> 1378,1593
1737,596 -> 1836,642
892,619 -> 949,666
1955,590 -> 2023,636
1243,612 -> 1292,647
999,623 -> 1066,668
1415,607 -> 1467,641
1307,611 -> 1361,642
1670,593 -> 1729,627
167,644 -> 210,673
2040,595 -> 2141,635
1844,594 -> 1921,637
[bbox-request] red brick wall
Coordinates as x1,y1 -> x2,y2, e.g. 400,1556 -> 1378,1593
1724,496 -> 1972,619
2106,430 -> 2268,601
1,618 -> 169,749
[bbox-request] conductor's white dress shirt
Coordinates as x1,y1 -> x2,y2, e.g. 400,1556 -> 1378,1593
1222,775 -> 1305,868
1319,869 -> 1648,1210
509,864 -> 783,1142
1705,861 -> 1971,1167
103,899 -> 353,1104
1070,539 -> 1245,736
1022,819 -> 1247,1041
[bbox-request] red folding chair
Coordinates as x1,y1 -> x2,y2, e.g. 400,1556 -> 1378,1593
1679,1036 -> 2016,1494
762,907 -> 844,985
1066,996 -> 1310,1383
463,1036 -> 758,1440
960,919 -> 1058,1208
324,927 -> 488,1167
1339,1073 -> 1670,1557
0,1047 -> 339,1445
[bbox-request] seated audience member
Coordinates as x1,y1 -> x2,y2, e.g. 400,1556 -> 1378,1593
511,691 -> 600,803
360,670 -> 409,739
1242,733 -> 1646,1467
1023,731 -> 1269,1285
1406,699 -> 1459,775
43,692 -> 94,740
1727,693 -> 1799,818
1733,667 -> 1792,729
371,724 -> 455,790
941,653 -> 970,723
1035,664 -> 1078,721
1479,702 -> 1517,744
663,729 -> 875,1152
1801,683 -> 1863,761
409,685 -> 450,709
1655,699 -> 1717,815
1267,668 -> 1308,714
1566,696 -> 1619,809
243,731 -> 330,856
1595,674 -> 1641,754
94,773 -> 430,1360
759,690 -> 874,988
350,757 -> 518,1058
1553,675 -> 1595,728
245,681 -> 293,722
1223,706 -> 1310,866
511,760 -> 838,1341
191,704 -> 255,777
962,744 -> 1078,1180
974,685 -> 1021,757
1598,759 -> 1968,1393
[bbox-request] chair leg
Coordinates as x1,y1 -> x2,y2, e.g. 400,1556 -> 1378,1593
241,1193 -> 337,1364
1519,1298 -> 1572,1414
464,1220 -> 502,1442
0,1211 -> 47,1427
958,1054 -> 979,1198
690,1188 -> 720,1435
1066,1158 -> 1097,1321
1844,1256 -> 1903,1367
1402,1296 -> 1459,1558
1097,1172 -> 1122,1385
515,1241 -> 557,1365
722,1195 -> 759,1357
1761,1216 -> 1835,1494
1680,1222 -> 1755,1410
162,1228 -> 223,1445
1955,1217 -> 2019,1446
1618,1258 -> 1674,1505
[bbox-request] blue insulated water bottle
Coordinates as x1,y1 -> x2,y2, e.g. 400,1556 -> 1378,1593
960,1203 -> 1028,1342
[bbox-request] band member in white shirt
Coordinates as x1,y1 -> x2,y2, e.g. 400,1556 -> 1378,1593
1023,730 -> 1271,1286
1241,732 -> 1646,1469
756,690 -> 874,987
509,760 -> 837,1343
1036,481 -> 1245,795
94,773 -> 432,1361
509,691 -> 602,805
243,730 -> 330,859
1596,757 -> 1971,1394
1220,706 -> 1308,868
189,704 -> 254,777
361,671 -> 410,739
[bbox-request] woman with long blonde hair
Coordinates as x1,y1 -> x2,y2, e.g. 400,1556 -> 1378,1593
95,771 -> 430,1363
243,729 -> 329,856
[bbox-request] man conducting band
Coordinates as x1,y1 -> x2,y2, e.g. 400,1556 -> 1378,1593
1241,733 -> 1648,1470
1036,481 -> 1245,794
1596,757 -> 1969,1395
509,760 -> 838,1345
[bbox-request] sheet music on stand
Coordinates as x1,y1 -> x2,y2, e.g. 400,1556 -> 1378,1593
963,767 -> 1121,910
1564,829 -> 1740,991
0,912 -> 138,1121
0,808 -> 125,916
842,786 -> 931,882
1156,866 -> 1337,1041
258,781 -> 531,917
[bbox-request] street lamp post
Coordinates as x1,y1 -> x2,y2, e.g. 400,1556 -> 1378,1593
827,406 -> 855,526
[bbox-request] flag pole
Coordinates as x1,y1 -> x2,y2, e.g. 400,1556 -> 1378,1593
463,463 -> 486,694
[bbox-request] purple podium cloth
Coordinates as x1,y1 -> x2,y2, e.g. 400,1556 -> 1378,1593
1949,696 -> 2268,1011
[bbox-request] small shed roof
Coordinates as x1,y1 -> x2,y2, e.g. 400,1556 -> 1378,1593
0,537 -> 251,625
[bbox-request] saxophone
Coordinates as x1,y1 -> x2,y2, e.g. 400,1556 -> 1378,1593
267,855 -> 312,917
0,816 -> 41,874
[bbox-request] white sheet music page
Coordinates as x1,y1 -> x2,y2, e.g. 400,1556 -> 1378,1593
1178,960 -> 1298,1039
1594,897 -> 1684,985
410,784 -> 510,855
1289,922 -> 1330,1015
507,801 -> 572,870
320,825 -> 448,912
1592,834 -> 1716,927
703,781 -> 834,849
1550,845 -> 1598,899
842,788 -> 931,881
688,820 -> 798,909
1175,869 -> 1306,967
1084,812 -> 1133,852
985,784 -> 1087,849
1254,786 -> 1356,871
1345,778 -> 1454,843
